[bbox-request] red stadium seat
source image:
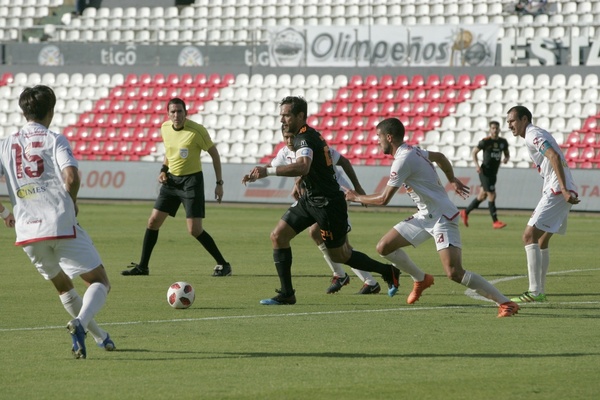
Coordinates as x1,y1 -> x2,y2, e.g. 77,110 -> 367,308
364,102 -> 379,116
166,73 -> 180,86
193,74 -> 208,86
180,73 -> 194,86
396,102 -> 411,115
153,73 -> 166,86
349,144 -> 365,158
564,147 -> 580,162
379,88 -> 395,102
565,132 -> 581,147
470,74 -> 487,88
362,75 -> 378,88
395,88 -> 410,102
348,75 -> 363,88
333,116 -> 349,130
364,88 -> 379,102
124,73 -> 138,86
581,118 -> 598,133
426,87 -> 442,102
319,101 -> 335,115
425,74 -> 441,88
412,88 -> 427,101
393,75 -> 409,88
410,130 -> 425,145
208,73 -> 224,87
348,102 -> 364,115
441,74 -> 457,88
377,74 -> 394,89
456,74 -> 471,88
335,87 -> 351,101
581,147 -> 597,162
222,73 -> 235,86
408,74 -> 425,89
348,116 -> 365,130
424,116 -> 442,131
379,101 -> 396,116
582,132 -> 599,148
139,73 -> 152,86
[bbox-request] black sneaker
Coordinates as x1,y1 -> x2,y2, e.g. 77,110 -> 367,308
260,289 -> 296,305
212,262 -> 232,277
326,273 -> 350,294
382,265 -> 401,297
121,262 -> 149,276
357,282 -> 381,295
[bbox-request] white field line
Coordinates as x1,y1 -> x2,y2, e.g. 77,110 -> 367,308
2,269 -> 599,333
465,267 -> 600,302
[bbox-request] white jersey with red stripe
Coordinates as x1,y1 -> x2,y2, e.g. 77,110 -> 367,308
0,122 -> 78,245
271,145 -> 351,189
524,124 -> 577,196
387,143 -> 458,219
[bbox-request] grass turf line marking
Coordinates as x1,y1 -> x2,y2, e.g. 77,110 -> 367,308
465,267 -> 600,302
2,300 -> 600,333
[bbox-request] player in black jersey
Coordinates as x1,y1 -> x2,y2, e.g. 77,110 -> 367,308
460,120 -> 510,229
243,96 -> 399,305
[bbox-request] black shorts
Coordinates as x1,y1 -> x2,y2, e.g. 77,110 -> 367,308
479,171 -> 497,193
282,194 -> 348,248
154,171 -> 205,218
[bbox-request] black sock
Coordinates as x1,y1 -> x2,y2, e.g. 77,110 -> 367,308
489,201 -> 498,222
196,230 -> 227,265
139,228 -> 159,269
466,199 -> 482,214
273,248 -> 293,295
345,250 -> 390,276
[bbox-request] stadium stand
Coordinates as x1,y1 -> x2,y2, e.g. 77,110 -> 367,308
0,0 -> 599,168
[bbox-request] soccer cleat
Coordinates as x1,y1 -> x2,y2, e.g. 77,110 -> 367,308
382,265 -> 401,297
121,262 -> 149,276
407,274 -> 435,304
67,319 -> 87,359
460,209 -> 469,227
510,291 -> 547,303
357,282 -> 381,295
493,220 -> 507,229
260,289 -> 296,305
326,273 -> 350,294
97,333 -> 116,351
497,301 -> 520,317
212,262 -> 232,277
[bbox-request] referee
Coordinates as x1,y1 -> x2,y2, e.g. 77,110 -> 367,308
123,98 -> 231,277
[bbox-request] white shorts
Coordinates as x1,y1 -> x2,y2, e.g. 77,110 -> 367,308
22,225 -> 103,280
528,192 -> 572,234
393,212 -> 462,251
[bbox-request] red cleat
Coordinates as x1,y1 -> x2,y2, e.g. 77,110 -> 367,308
460,210 -> 469,227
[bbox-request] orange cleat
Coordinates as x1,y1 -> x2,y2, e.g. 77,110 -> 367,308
497,301 -> 520,317
460,210 -> 469,227
407,274 -> 434,304
493,220 -> 507,229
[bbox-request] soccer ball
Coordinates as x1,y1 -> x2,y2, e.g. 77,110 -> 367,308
167,281 -> 195,309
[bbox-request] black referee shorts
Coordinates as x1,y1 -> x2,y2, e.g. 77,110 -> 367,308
154,171 -> 206,218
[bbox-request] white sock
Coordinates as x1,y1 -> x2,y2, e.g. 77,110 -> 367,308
60,289 -> 108,344
525,243 -> 542,295
78,283 -> 108,332
461,270 -> 510,305
540,248 -> 549,294
318,243 -> 346,277
351,268 -> 377,285
382,249 -> 425,282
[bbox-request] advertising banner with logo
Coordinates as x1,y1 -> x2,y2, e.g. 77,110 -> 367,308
268,25 -> 499,67
3,43 -> 250,67
1,163 -> 597,212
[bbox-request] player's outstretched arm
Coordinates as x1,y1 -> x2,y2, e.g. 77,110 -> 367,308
429,151 -> 470,199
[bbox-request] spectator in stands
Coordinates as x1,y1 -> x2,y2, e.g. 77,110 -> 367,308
122,98 -> 232,277
506,106 -> 579,303
242,96 -> 400,305
514,0 -> 548,15
73,0 -> 102,16
0,85 -> 115,358
265,126 -> 382,295
344,117 -> 520,318
460,120 -> 510,229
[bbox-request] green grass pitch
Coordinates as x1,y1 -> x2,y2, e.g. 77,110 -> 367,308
0,202 -> 599,399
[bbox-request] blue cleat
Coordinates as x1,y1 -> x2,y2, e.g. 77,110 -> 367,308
97,333 -> 116,351
67,319 -> 87,359
383,266 -> 401,298
260,289 -> 296,305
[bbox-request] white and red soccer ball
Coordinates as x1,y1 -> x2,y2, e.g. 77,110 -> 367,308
167,281 -> 195,309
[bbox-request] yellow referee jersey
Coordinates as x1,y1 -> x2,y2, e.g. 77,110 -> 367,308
160,119 -> 214,176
